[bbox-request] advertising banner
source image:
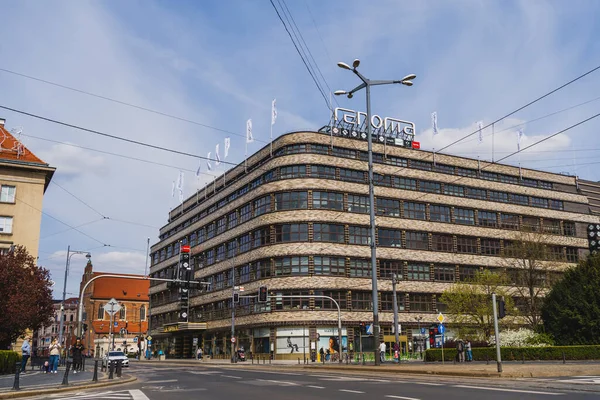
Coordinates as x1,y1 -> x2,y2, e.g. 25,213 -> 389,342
276,327 -> 308,354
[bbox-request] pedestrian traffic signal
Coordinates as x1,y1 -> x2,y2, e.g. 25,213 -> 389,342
82,323 -> 88,333
258,286 -> 268,302
233,292 -> 239,303
588,224 -> 600,256
498,297 -> 506,319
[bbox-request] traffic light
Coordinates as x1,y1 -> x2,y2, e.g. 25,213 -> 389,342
82,323 -> 88,333
179,245 -> 191,287
498,297 -> 506,319
588,224 -> 600,256
258,286 -> 268,302
233,292 -> 239,303
428,325 -> 438,347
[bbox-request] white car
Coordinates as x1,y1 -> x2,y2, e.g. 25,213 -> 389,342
104,351 -> 129,368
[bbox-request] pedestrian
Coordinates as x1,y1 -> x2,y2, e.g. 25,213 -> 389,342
20,336 -> 31,373
379,340 -> 386,363
456,339 -> 465,363
393,342 -> 399,361
49,339 -> 61,374
465,339 -> 473,362
72,338 -> 85,373
319,347 -> 325,362
197,347 -> 203,360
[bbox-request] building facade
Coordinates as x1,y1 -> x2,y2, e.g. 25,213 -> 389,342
0,118 -> 55,260
33,298 -> 78,356
78,260 -> 149,358
148,129 -> 599,359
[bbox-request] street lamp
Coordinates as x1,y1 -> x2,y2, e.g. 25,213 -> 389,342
336,59 -> 415,366
415,316 -> 424,359
58,246 -> 91,347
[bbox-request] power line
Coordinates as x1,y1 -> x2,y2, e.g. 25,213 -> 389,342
437,63 -> 600,154
0,67 -> 264,143
40,218 -> 105,240
304,1 -> 334,66
51,181 -> 106,218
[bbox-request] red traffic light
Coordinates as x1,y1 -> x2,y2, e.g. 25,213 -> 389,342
181,245 -> 191,253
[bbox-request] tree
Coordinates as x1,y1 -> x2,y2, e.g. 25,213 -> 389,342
502,231 -> 560,331
0,246 -> 54,349
440,269 -> 514,339
541,254 -> 600,345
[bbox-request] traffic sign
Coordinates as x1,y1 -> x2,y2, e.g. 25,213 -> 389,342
438,324 -> 445,334
146,336 -> 152,341
133,337 -> 138,343
114,321 -> 118,327
193,338 -> 198,345
231,337 -> 236,343
104,298 -> 121,316
420,328 -> 426,335
437,313 -> 445,324
181,245 -> 190,253
366,324 -> 373,335
147,340 -> 152,345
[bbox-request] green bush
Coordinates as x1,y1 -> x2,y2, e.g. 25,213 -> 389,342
425,345 -> 600,362
0,351 -> 20,374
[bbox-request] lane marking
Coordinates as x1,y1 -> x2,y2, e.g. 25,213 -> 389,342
259,379 -> 298,386
340,389 -> 365,394
307,385 -> 325,389
188,370 -> 220,375
453,385 -> 564,396
131,389 -> 151,400
385,396 -> 421,400
412,382 -> 443,386
221,375 -> 242,379
143,379 -> 178,384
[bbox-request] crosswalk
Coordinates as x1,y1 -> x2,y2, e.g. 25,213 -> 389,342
547,376 -> 600,385
49,389 -> 148,400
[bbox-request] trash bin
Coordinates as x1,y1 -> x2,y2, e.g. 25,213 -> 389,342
159,354 -> 166,361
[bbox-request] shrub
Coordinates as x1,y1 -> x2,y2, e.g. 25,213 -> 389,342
425,345 -> 600,362
0,350 -> 20,374
488,328 -> 553,347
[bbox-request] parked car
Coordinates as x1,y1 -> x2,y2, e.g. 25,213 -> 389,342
103,351 -> 129,368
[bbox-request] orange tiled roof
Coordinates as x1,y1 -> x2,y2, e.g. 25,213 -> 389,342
0,124 -> 47,164
92,274 -> 149,301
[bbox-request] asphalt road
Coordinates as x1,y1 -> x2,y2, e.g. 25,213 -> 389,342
28,363 -> 600,400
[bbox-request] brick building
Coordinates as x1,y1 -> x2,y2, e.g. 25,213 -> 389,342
33,298 -> 78,356
148,128 -> 600,359
78,260 -> 149,358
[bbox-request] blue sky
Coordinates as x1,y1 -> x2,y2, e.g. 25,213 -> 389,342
0,0 -> 599,298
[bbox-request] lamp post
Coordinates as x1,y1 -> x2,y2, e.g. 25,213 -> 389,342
415,316 -> 423,359
335,59 -> 415,366
59,246 -> 91,347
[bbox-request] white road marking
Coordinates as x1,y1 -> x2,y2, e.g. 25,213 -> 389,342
220,375 -> 242,379
307,385 -> 325,389
243,370 -> 301,376
340,389 -> 365,394
143,379 -> 178,384
385,396 -> 421,400
259,379 -> 298,386
187,370 -> 220,375
130,390 -> 150,400
453,385 -> 564,396
412,382 -> 443,386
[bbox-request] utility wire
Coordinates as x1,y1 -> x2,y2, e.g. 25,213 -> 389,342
0,67 -> 264,142
40,218 -> 105,240
436,63 -> 600,154
50,181 -> 106,218
304,1 -> 334,66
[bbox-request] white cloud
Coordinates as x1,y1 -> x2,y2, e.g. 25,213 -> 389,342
37,143 -> 107,177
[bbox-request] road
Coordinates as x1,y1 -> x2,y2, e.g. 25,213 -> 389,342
27,362 -> 600,400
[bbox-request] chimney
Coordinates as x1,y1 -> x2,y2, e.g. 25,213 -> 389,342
0,118 -> 5,127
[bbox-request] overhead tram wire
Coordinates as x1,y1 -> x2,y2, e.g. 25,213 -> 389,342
0,67 -> 263,143
40,218 -> 106,240
436,63 -> 600,154
304,1 -> 334,66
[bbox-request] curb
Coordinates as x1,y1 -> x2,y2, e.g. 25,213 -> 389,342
0,376 -> 137,399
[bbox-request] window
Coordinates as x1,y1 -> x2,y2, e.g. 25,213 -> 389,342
454,208 -> 475,225
403,202 -> 426,220
331,147 -> 356,159
274,290 -> 310,310
395,178 -> 417,190
407,263 -> 430,281
522,216 -> 540,232
457,168 -> 477,178
239,264 -> 251,283
140,306 -> 146,321
465,187 -> 487,200
190,232 -> 197,247
239,233 -> 252,253
0,186 -> 15,203
531,197 -> 548,208
349,226 -> 370,245
542,219 -> 561,234
480,238 -> 501,255
314,290 -> 347,310
216,245 -> 226,261
435,164 -> 455,175
280,165 -> 306,179
274,192 -> 308,210
500,174 -> 519,184
478,211 -> 497,227
522,178 -> 537,187
566,248 -> 578,263
227,240 -> 238,258
409,294 -> 432,312
444,184 -> 464,197
545,246 -> 564,261
549,200 -> 564,210
405,231 -> 429,250
313,224 -> 344,243
460,266 -> 479,281
378,228 -> 402,247
456,237 -> 478,254
380,259 -> 403,278
0,216 -> 13,234
274,224 -> 308,242
432,234 -> 453,252
351,292 -> 373,310
563,221 -> 576,237
434,265 -> 455,282
253,228 -> 270,248
239,203 -> 251,223
381,292 -> 405,311
314,256 -> 345,276
339,168 -> 364,183
217,217 -> 227,234
349,258 -> 371,277
374,174 -> 392,187
119,306 -> 126,320
509,193 -> 529,206
411,160 -> 432,171
274,256 -> 309,276
311,144 -> 330,154
97,303 -> 105,320
420,181 -> 441,193
313,192 -> 343,210
347,194 -> 369,213
376,198 -> 400,217
500,213 -> 519,230
227,211 -> 238,229
254,196 -> 271,216
489,191 -> 509,203
430,205 -> 451,223
481,171 -> 499,182
388,156 -> 408,167
540,181 -> 553,190
312,165 -> 336,179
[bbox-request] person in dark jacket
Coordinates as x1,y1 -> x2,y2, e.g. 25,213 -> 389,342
72,338 -> 85,373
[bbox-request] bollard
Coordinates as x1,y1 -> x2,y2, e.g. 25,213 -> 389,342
298,358 -> 300,365
486,354 -> 489,365
522,353 -> 525,364
116,360 -> 122,378
12,362 -> 20,391
269,356 -> 271,365
362,353 -> 365,366
108,361 -> 114,380
563,351 -> 566,364
82,357 -> 86,372
92,360 -> 98,382
251,356 -> 254,365
62,361 -> 72,386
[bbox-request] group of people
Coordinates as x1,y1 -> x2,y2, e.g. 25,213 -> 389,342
455,339 -> 473,362
20,336 -> 86,374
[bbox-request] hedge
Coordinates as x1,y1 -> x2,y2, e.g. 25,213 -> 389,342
0,351 -> 20,374
425,345 -> 600,362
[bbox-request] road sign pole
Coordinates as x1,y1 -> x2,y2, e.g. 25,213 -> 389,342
492,293 -> 503,373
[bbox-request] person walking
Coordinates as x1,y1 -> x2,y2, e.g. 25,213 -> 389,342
72,338 -> 85,373
49,339 -> 61,374
379,341 -> 387,363
20,336 -> 31,373
465,339 -> 473,362
456,339 -> 465,363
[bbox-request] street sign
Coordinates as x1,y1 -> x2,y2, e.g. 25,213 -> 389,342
114,321 -> 118,327
147,340 -> 152,345
437,313 -> 445,324
438,324 -> 445,334
193,338 -> 198,345
104,298 -> 121,316
146,336 -> 153,341
420,327 -> 426,335
239,286 -> 245,292
133,337 -> 138,343
366,324 -> 373,335
231,337 -> 236,343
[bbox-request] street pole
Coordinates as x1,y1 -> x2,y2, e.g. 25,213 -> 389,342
492,293 -> 503,373
58,246 -> 70,347
231,261 -> 236,364
392,274 -> 399,356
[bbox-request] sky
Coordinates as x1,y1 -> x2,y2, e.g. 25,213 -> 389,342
0,0 -> 599,299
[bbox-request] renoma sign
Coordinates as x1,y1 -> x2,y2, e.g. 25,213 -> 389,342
321,107 -> 420,149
